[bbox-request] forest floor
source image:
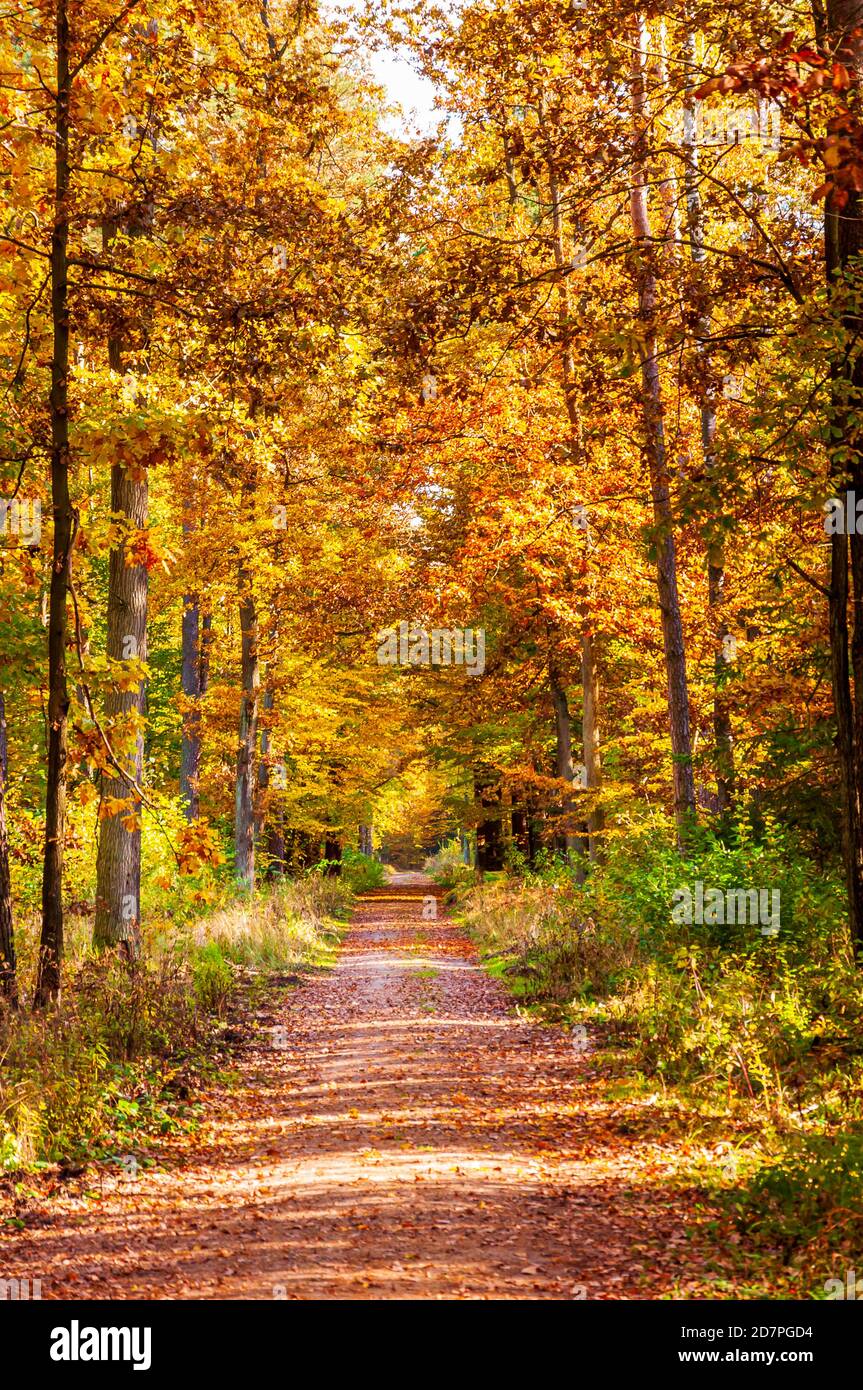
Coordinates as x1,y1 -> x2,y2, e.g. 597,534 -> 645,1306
0,875 -> 730,1299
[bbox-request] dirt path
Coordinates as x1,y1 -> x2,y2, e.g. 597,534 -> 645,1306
1,878 -> 710,1299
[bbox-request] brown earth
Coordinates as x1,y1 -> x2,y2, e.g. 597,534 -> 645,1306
0,875 -> 718,1299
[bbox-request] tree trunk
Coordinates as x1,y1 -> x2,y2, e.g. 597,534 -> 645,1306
548,657 -> 581,861
234,564 -> 259,888
180,592 -> 202,820
630,15 -> 697,837
581,630 -> 604,859
0,692 -> 17,1005
653,16 -> 684,311
683,29 -> 735,814
474,767 -> 505,872
35,0 -> 73,1006
200,612 -> 212,694
93,134 -> 155,952
93,203 -> 149,955
823,0 -> 863,952
541,115 -> 603,858
323,835 -> 342,875
93,458 -> 148,954
257,683 -> 285,875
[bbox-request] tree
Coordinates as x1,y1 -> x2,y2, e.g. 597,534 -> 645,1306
0,691 -> 17,1005
629,13 -> 696,835
35,0 -> 75,1006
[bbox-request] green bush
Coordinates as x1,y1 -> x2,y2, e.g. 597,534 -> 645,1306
729,1133 -> 863,1281
425,837 -> 472,887
465,808 -> 856,1101
338,847 -> 384,891
192,942 -> 233,1015
77,952 -> 198,1061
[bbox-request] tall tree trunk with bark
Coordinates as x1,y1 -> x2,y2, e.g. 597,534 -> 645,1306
474,766 -> 505,873
683,29 -> 735,814
256,682 -> 285,875
0,692 -> 17,1005
180,592 -> 202,819
94,169 -> 150,955
549,655 -> 580,860
629,15 -> 697,837
35,0 -> 73,1006
581,631 -> 602,862
93,458 -> 148,954
822,0 -> 863,951
180,487 -> 208,819
323,835 -> 342,875
235,560 -> 259,888
541,116 -> 604,859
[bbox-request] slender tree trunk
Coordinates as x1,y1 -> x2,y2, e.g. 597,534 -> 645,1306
0,692 -> 17,1005
199,612 -> 212,694
653,16 -> 680,261
474,766 -> 504,872
542,118 -> 604,857
180,591 -> 202,820
630,15 -> 697,836
94,460 -> 148,954
94,207 -> 148,954
255,683 -> 272,846
323,835 -> 342,875
683,29 -> 735,813
823,0 -> 863,951
549,657 -> 580,860
501,119 -> 518,206
235,563 -> 259,888
35,0 -> 73,1006
581,631 -> 603,860
256,682 -> 285,874
180,485 -> 209,818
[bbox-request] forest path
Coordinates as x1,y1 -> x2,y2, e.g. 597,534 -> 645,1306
2,877 -> 708,1299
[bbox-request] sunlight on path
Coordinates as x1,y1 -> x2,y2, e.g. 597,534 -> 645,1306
0,880 -> 699,1300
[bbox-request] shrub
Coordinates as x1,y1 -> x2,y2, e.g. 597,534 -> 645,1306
339,847 -> 385,892
77,952 -> 198,1061
0,875 -> 350,1169
729,1133 -> 863,1283
463,807 -> 857,1104
189,876 -> 348,969
425,837 -> 471,887
192,943 -> 233,1015
0,950 -> 206,1167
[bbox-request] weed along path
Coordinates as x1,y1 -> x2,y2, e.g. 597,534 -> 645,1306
1,877 -> 717,1300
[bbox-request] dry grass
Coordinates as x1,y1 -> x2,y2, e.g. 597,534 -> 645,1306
186,876 -> 350,969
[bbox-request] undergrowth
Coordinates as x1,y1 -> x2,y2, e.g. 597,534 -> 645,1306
456,811 -> 863,1297
0,875 -> 351,1174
